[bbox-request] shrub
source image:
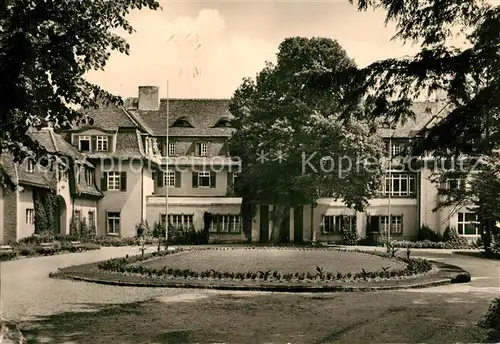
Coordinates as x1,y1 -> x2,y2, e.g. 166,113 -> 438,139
418,224 -> 442,242
451,272 -> 471,283
16,244 -> 36,256
478,298 -> 500,331
405,258 -> 433,274
341,215 -> 358,245
0,251 -> 17,261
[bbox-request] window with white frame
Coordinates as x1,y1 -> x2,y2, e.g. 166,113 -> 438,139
210,214 -> 241,233
379,215 -> 403,235
168,142 -> 176,156
379,173 -> 416,197
107,172 -> 121,190
167,214 -> 193,230
458,212 -> 479,236
26,159 -> 35,173
163,171 -> 175,187
322,215 -> 356,234
26,209 -> 34,224
391,143 -> 403,157
96,136 -> 108,151
196,142 -> 207,156
198,171 -> 211,187
107,212 -> 120,234
79,135 -> 90,151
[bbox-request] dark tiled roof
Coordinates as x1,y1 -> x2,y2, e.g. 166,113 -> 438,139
0,153 -> 53,189
75,104 -> 137,131
83,128 -> 160,165
377,101 -> 446,138
127,98 -> 236,137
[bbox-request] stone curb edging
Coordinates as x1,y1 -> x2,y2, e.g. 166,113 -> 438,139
53,259 -> 470,293
54,272 -> 454,292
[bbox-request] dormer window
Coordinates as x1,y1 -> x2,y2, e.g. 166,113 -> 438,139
79,135 -> 91,151
96,136 -> 108,151
196,142 -> 208,156
26,159 -> 35,173
172,117 -> 194,128
214,118 -> 232,128
168,142 -> 176,156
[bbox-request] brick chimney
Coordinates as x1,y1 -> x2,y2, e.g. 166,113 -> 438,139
138,86 -> 159,111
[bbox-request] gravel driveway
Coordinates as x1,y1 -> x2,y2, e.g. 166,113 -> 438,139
1,245 -> 498,343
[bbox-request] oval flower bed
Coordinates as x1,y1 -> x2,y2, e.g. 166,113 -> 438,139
93,247 -> 434,285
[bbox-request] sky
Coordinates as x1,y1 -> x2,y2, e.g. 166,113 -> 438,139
84,0 -> 451,99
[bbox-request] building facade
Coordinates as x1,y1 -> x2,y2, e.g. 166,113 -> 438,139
0,86 -> 481,243
0,128 -> 102,243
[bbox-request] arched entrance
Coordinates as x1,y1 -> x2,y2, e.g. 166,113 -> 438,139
54,195 -> 67,235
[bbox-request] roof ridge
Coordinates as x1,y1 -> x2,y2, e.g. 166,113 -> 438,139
47,127 -> 59,152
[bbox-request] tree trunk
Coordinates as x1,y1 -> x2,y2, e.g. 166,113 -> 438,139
270,205 -> 288,244
241,195 -> 253,243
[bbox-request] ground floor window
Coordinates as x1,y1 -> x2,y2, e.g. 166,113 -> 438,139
379,215 -> 403,235
88,211 -> 95,228
107,212 -> 120,235
26,209 -> 34,225
458,212 -> 479,235
321,215 -> 356,234
162,214 -> 194,230
210,214 -> 241,233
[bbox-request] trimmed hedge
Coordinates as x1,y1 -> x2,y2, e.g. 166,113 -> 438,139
390,239 -> 470,249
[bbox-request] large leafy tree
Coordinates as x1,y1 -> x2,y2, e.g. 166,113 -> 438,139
302,0 -> 500,250
230,37 -> 384,243
0,0 -> 160,163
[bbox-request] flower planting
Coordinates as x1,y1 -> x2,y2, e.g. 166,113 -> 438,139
93,247 -> 433,284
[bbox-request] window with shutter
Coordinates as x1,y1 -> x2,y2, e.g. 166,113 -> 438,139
120,172 -> 127,191
192,171 -> 198,188
101,172 -> 108,192
175,171 -> 181,187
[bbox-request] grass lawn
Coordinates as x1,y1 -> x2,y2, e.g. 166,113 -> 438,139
139,249 -> 405,274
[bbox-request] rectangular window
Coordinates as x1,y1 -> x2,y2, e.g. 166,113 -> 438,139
446,178 -> 466,190
107,212 -> 120,234
88,211 -> 95,228
79,135 -> 91,151
379,174 -> 416,197
96,136 -> 108,151
26,209 -> 34,224
107,172 -> 121,191
391,143 -> 402,157
74,210 -> 81,222
168,142 -> 176,156
198,171 -> 211,187
322,215 -> 356,234
379,215 -> 403,235
457,212 -> 479,236
163,171 -> 175,187
210,214 -> 242,233
196,142 -> 208,156
167,214 -> 193,230
25,159 -> 35,173
85,168 -> 95,185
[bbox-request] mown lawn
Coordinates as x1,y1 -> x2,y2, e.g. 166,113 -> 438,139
139,249 -> 405,274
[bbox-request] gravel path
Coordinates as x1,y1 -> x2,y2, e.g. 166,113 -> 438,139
0,246 -> 195,322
